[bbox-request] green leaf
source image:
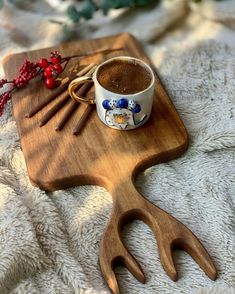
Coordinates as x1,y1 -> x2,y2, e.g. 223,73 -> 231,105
67,5 -> 80,23
135,0 -> 153,5
0,0 -> 4,10
101,0 -> 112,15
111,0 -> 135,9
79,0 -> 96,20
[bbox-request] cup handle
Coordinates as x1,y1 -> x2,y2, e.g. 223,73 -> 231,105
68,76 -> 95,104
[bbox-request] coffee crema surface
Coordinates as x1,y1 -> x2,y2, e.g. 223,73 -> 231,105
97,60 -> 152,95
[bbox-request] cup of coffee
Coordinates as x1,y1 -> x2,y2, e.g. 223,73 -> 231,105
69,56 -> 155,130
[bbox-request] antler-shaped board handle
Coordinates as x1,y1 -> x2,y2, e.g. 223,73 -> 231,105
99,179 -> 217,294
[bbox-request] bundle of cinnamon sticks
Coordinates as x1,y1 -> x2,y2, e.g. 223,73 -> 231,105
25,64 -> 97,135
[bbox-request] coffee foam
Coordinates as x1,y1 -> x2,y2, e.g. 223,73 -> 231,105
97,59 -> 152,95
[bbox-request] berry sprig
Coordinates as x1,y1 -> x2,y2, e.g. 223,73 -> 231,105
39,51 -> 63,89
1,51 -> 74,116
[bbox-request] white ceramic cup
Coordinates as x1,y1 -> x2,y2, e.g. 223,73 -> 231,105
69,56 -> 155,130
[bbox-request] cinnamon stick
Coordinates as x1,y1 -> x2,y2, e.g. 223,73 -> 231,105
73,105 -> 93,135
55,65 -> 96,131
76,63 -> 96,77
25,64 -> 93,118
39,92 -> 71,127
38,64 -> 94,127
55,82 -> 93,131
25,75 -> 76,118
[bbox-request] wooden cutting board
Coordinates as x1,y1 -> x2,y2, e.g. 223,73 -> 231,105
3,33 -> 217,294
3,33 -> 188,191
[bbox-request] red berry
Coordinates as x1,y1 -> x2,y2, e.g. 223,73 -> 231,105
50,56 -> 61,64
50,51 -> 61,64
0,79 -> 7,88
38,58 -> 49,68
44,66 -> 53,78
44,78 -> 56,89
0,91 -> 11,116
13,76 -> 28,88
53,64 -> 63,74
19,60 -> 36,77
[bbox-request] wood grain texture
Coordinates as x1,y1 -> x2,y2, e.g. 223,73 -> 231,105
3,33 -> 188,191
3,33 -> 217,294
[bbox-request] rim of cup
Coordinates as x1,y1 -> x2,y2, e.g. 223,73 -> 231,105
93,56 -> 155,97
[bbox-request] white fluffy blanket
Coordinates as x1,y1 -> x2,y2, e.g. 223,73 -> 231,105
0,1 -> 235,293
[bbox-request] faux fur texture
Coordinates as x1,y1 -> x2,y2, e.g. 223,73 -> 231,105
0,1 -> 235,293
